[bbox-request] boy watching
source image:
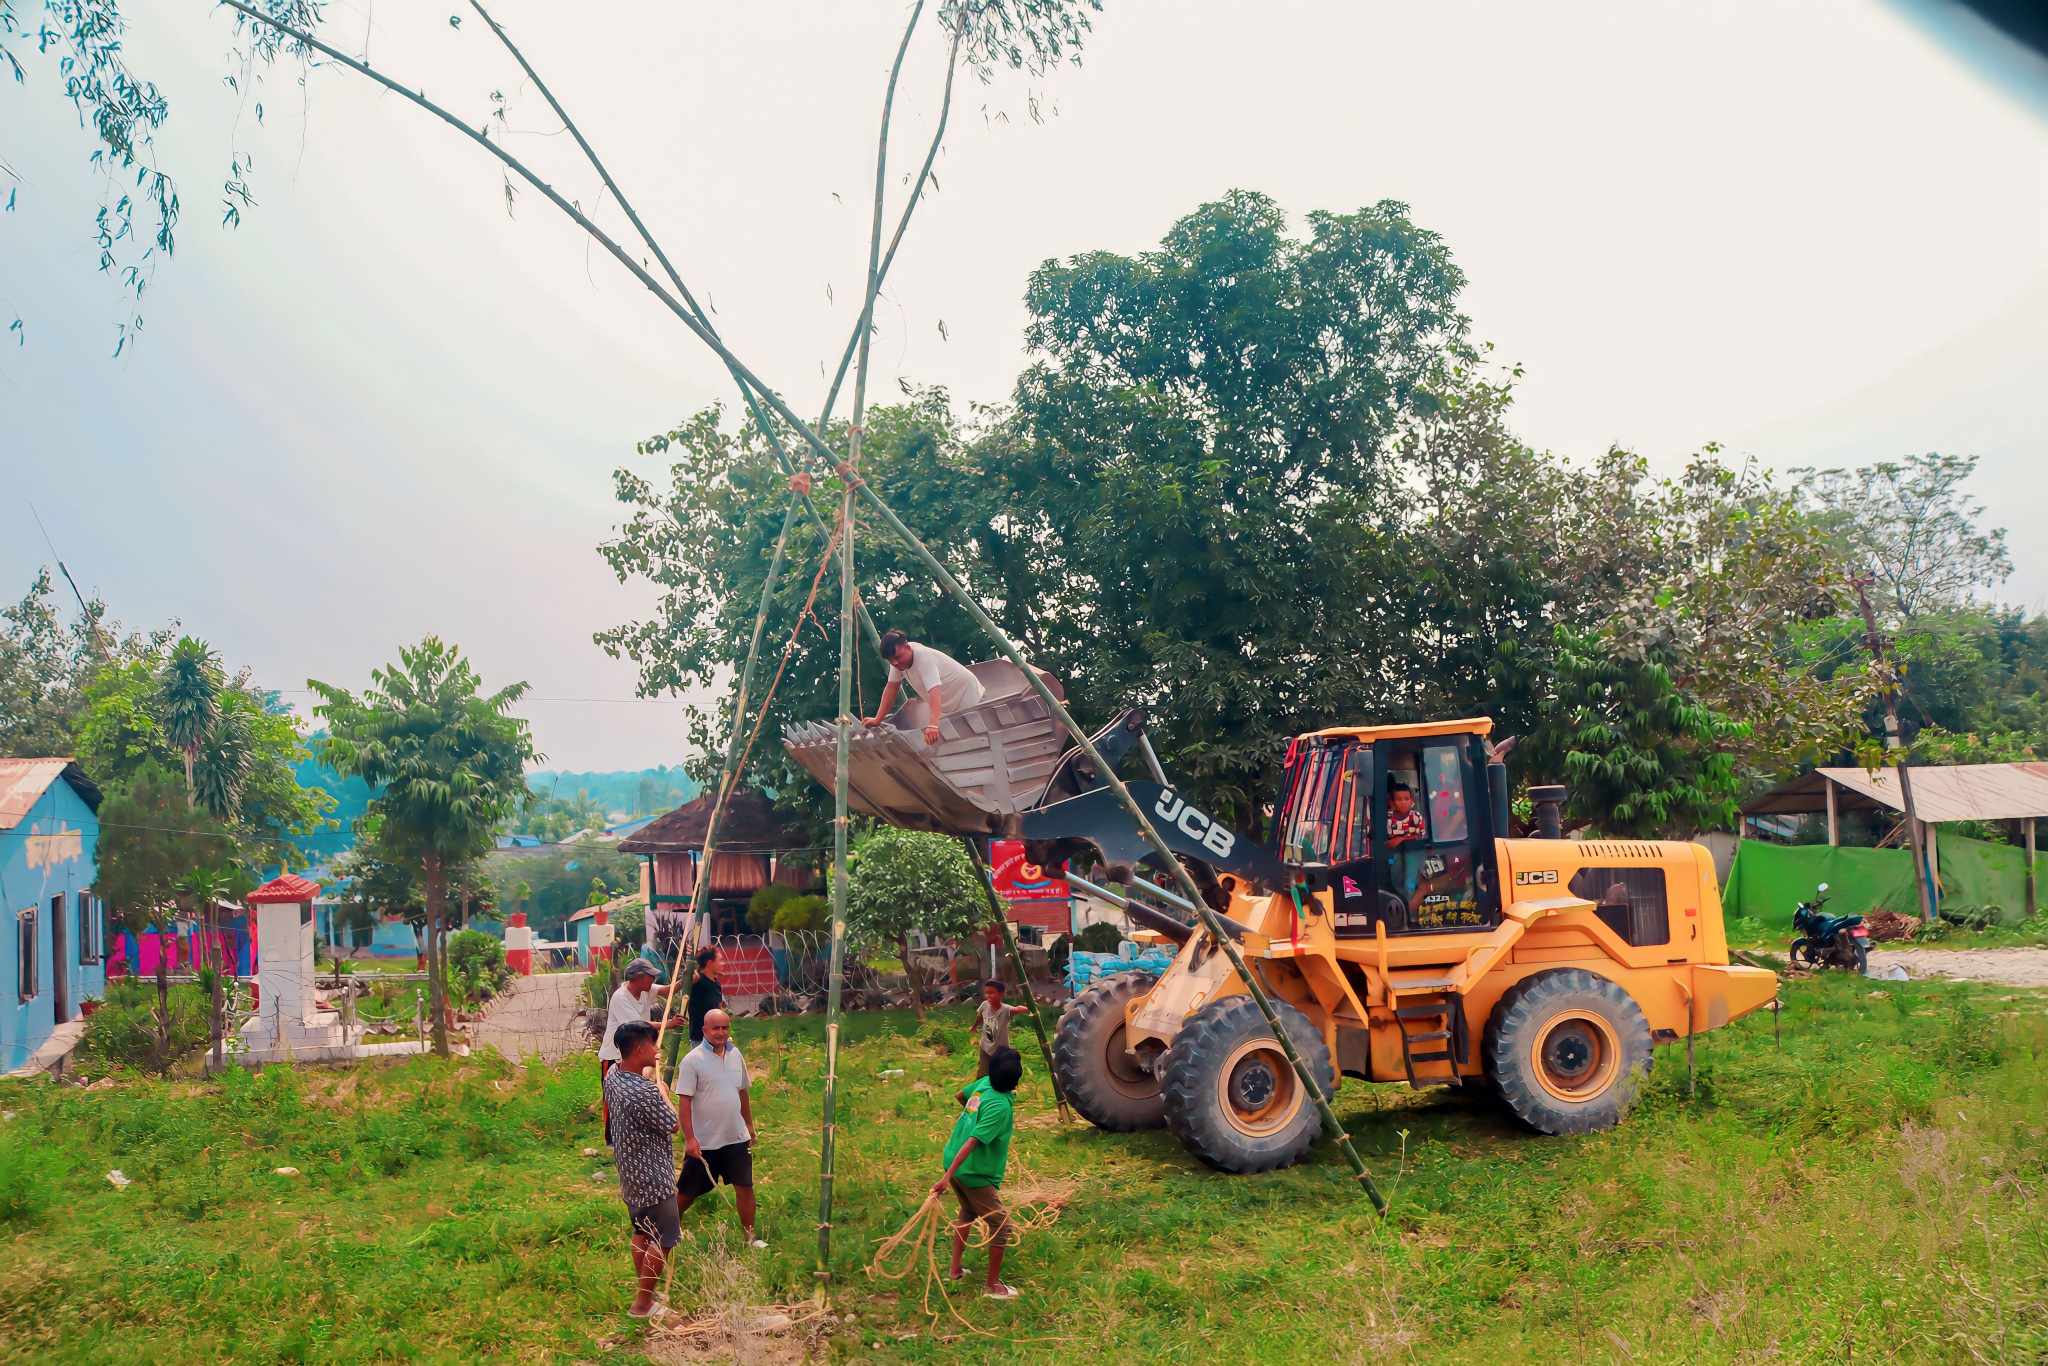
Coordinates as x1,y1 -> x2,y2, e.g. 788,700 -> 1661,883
971,978 -> 1029,1081
602,1021 -> 679,1320
933,1044 -> 1022,1300
1386,782 -> 1426,847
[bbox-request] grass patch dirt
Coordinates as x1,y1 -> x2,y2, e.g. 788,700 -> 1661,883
1,974 -> 2043,1362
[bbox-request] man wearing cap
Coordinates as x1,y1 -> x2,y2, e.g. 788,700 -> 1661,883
599,957 -> 675,1145
864,629 -> 985,745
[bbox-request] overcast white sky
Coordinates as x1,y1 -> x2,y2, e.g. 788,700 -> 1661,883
4,0 -> 2044,770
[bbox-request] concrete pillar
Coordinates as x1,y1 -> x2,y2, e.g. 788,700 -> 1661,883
1824,781 -> 1838,847
588,908 -> 615,966
504,911 -> 534,976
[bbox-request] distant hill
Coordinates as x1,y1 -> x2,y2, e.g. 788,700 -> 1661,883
525,766 -> 699,820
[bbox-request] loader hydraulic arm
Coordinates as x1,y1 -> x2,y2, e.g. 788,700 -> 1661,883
1017,781 -> 1291,891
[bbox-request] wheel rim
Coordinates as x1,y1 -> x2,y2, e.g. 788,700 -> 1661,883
1101,1023 -> 1155,1100
1529,1011 -> 1621,1104
1213,1037 -> 1301,1138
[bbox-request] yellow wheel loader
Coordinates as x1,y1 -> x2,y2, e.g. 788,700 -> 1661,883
789,686 -> 1777,1174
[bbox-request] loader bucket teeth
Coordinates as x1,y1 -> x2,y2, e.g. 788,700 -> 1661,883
781,659 -> 1071,836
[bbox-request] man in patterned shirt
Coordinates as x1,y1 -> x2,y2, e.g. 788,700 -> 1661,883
603,1021 -> 679,1319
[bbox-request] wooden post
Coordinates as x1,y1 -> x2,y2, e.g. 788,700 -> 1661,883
1923,821 -> 1939,903
965,838 -> 1070,1122
1852,578 -> 1937,926
2025,817 -> 2037,920
1825,781 -> 1838,847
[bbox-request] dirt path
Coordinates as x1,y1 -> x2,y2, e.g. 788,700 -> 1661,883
1865,946 -> 2048,988
473,971 -> 591,1063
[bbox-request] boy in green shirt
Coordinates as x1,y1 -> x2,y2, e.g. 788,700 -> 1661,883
932,1045 -> 1022,1299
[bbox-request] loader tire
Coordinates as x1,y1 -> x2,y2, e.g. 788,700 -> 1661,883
1484,968 -> 1652,1135
1054,972 -> 1166,1131
1160,995 -> 1334,1174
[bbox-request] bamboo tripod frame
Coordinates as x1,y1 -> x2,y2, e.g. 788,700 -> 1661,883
215,0 -> 1390,1295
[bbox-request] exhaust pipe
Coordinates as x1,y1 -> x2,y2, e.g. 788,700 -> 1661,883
1529,785 -> 1567,839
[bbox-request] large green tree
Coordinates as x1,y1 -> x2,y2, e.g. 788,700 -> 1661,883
310,637 -> 534,1056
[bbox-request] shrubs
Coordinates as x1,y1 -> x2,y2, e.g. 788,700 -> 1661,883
77,980 -> 210,1070
445,929 -> 514,1005
773,894 -> 830,934
748,884 -> 797,932
1074,921 -> 1126,953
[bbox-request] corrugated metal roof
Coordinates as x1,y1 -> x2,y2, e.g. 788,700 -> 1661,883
1743,763 -> 2048,823
0,758 -> 96,831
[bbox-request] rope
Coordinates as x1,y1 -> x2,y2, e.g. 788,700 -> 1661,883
863,1170 -> 1076,1330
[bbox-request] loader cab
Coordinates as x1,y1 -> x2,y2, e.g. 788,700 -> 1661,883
1276,719 -> 1501,937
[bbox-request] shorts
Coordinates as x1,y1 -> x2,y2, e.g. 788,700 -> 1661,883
629,1195 -> 681,1249
950,1178 -> 1012,1247
976,1048 -> 997,1078
679,1140 -> 754,1197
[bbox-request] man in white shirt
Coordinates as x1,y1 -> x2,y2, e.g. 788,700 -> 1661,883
865,629 -> 985,744
675,1008 -> 764,1248
599,958 -> 675,1144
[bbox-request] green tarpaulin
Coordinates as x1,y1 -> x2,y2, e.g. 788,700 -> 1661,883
1722,833 -> 2034,927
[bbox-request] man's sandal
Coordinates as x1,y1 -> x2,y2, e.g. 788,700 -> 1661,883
983,1282 -> 1019,1300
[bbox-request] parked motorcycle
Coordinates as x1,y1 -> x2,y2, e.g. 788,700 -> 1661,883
1789,882 -> 1870,973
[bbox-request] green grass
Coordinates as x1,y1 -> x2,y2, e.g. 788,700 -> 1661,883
2,975 -> 2044,1362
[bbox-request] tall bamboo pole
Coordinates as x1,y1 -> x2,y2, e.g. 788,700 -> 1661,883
817,3 -> 922,1284
964,838 -> 1070,1122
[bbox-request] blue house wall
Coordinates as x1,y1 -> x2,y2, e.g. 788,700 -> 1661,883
2,775 -> 106,1071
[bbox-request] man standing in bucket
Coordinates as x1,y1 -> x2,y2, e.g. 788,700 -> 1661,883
865,629 -> 984,745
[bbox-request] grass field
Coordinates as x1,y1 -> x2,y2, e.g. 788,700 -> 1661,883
2,971 -> 2044,1363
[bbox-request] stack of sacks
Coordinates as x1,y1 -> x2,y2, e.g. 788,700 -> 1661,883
1066,945 -> 1174,992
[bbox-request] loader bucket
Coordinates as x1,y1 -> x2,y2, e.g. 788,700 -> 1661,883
782,660 -> 1070,836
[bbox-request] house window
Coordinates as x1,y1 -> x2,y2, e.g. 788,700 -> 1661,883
78,892 -> 102,965
16,907 -> 36,1001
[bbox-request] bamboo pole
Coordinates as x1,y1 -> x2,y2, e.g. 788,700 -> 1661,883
817,15 -> 964,432
466,0 -> 876,652
651,499 -> 802,1051
216,2 -> 851,488
818,0 -> 925,1284
844,473 -> 1387,1213
964,838 -> 1070,1123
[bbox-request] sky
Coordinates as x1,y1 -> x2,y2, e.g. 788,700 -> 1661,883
3,0 -> 2044,771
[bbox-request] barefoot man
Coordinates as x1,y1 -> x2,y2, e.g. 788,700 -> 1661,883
603,1021 -> 679,1320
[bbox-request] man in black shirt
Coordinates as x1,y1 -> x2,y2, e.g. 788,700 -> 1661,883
686,945 -> 725,1043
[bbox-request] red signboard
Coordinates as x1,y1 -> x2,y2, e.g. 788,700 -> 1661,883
989,838 -> 1069,902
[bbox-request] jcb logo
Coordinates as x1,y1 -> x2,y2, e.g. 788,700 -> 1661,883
1514,869 -> 1559,886
1155,789 -> 1236,859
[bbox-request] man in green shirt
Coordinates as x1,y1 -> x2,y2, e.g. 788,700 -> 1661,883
932,1045 -> 1022,1299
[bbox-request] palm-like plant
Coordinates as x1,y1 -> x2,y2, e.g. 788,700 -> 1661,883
157,636 -> 223,807
310,637 -> 535,1057
191,695 -> 253,819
